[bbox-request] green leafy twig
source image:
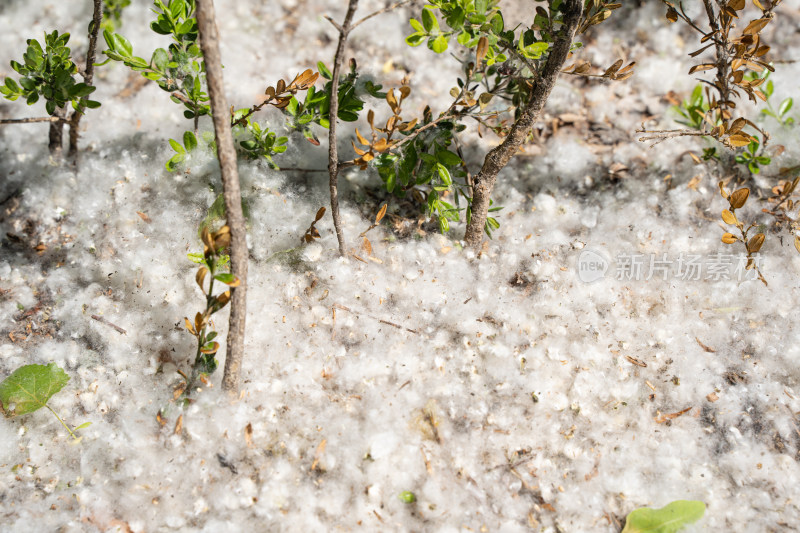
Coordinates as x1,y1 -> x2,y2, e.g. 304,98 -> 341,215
181,226 -> 240,397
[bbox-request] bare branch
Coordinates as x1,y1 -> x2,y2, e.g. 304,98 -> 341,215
0,117 -> 64,125
350,0 -> 413,32
196,0 -> 248,394
327,0 -> 360,257
68,0 -> 103,160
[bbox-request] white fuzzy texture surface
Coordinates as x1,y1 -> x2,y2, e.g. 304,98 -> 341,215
1,1 -> 800,532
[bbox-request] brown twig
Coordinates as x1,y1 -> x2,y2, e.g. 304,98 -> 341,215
350,0 -> 413,32
90,314 -> 127,335
327,0 -> 360,257
0,117 -> 65,124
196,0 -> 248,394
637,127 -> 709,147
463,0 -> 583,249
276,167 -> 328,172
48,106 -> 67,158
68,0 -> 103,161
333,303 -> 420,334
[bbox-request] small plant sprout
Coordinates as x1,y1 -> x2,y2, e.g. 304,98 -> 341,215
751,69 -> 795,126
0,363 -> 91,441
734,136 -> 771,174
622,499 -> 706,533
719,183 -> 767,285
181,226 -> 240,397
399,491 -> 416,504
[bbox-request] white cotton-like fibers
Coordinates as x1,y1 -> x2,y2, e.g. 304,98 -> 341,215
1,0 -> 800,531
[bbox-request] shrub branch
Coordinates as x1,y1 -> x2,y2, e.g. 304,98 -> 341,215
463,0 -> 583,249
68,0 -> 103,161
196,0 -> 248,394
327,0 -> 360,257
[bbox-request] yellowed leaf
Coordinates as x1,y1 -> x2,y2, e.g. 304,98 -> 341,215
721,209 -> 737,225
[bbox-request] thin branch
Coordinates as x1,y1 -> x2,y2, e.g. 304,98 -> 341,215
276,167 -> 328,172
68,0 -> 103,160
0,117 -> 64,124
637,127 -> 710,146
196,0 -> 248,395
327,0 -> 360,257
350,0 -> 413,32
90,314 -> 127,335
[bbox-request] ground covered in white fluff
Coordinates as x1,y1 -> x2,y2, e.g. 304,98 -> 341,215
1,1 -> 800,531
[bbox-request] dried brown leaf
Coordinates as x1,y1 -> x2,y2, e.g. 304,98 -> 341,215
746,233 -> 765,254
375,204 -> 387,224
730,188 -> 750,208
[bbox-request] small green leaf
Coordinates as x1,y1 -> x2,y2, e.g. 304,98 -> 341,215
152,48 -> 169,71
436,150 -> 462,167
74,421 -> 92,430
317,61 -> 332,80
409,19 -> 424,33
169,138 -> 186,154
779,98 -> 793,117
429,35 -> 449,53
406,33 -> 426,47
622,500 -> 706,533
436,163 -> 452,186
213,273 -> 238,285
183,131 -> 197,151
0,363 -> 70,417
399,491 -> 416,503
111,33 -> 133,57
421,8 -> 438,32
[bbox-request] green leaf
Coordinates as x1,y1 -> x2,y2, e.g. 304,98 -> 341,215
169,138 -> 186,153
409,19 -> 424,33
406,33 -> 426,47
622,500 -> 706,533
74,421 -> 92,430
0,363 -> 70,417
436,150 -> 461,167
317,61 -> 332,80
4,78 -> 20,93
421,8 -> 438,32
152,48 -> 169,71
166,153 -> 185,171
436,163 -> 452,186
183,130 -> 197,151
112,33 -> 133,57
779,98 -> 793,117
429,35 -> 449,53
213,273 -> 238,285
